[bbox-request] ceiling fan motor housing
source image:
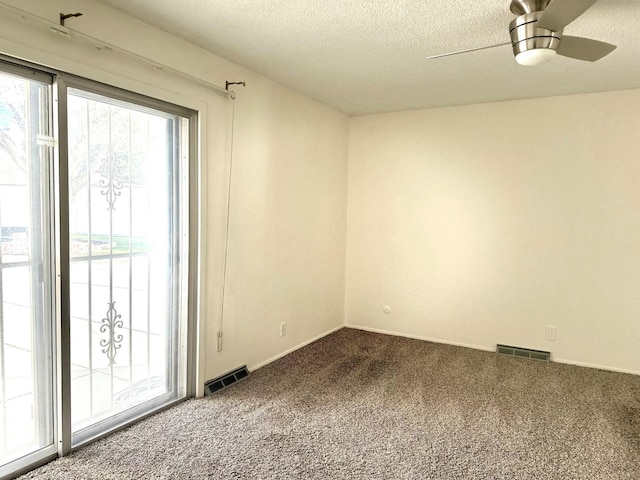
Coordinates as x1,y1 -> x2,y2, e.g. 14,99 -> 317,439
509,11 -> 562,63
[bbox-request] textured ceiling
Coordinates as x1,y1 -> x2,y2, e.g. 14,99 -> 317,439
96,0 -> 640,115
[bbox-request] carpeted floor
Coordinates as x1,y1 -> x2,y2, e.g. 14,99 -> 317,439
19,328 -> 640,479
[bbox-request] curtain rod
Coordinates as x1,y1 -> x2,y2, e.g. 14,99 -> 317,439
0,1 -> 236,99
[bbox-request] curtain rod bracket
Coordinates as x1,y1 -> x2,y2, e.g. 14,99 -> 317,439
225,81 -> 246,91
60,12 -> 83,26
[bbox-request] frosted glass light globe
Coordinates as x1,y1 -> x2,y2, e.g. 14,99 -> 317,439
515,48 -> 557,66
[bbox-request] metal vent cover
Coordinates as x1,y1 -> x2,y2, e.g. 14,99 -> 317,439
497,344 -> 550,362
204,365 -> 249,395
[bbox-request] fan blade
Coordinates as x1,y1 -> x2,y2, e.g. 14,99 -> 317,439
427,42 -> 510,60
557,35 -> 616,61
537,0 -> 599,31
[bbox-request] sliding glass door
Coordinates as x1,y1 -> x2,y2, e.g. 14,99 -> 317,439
0,66 -> 56,475
66,86 -> 191,445
0,56 -> 196,477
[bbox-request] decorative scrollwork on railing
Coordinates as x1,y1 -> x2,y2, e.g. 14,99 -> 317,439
97,150 -> 125,210
100,301 -> 123,366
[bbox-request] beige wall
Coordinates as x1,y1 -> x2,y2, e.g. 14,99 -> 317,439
346,90 -> 640,374
218,76 -> 349,374
0,0 -> 349,393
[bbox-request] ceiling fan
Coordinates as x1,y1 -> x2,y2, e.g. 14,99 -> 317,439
428,0 -> 617,66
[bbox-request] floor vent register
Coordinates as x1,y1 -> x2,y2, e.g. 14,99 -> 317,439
204,365 -> 249,395
497,344 -> 550,362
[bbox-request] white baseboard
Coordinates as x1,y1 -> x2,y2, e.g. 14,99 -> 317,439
249,324 -> 344,372
344,323 -> 494,353
345,323 -> 639,376
552,357 -> 640,376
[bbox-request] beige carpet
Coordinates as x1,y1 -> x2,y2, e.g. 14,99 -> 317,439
19,328 -> 640,479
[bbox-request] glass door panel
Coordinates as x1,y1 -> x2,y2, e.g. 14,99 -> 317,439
67,87 -> 187,443
0,67 -> 54,472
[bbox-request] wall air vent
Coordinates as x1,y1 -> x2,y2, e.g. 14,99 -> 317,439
204,365 -> 249,395
497,344 -> 550,362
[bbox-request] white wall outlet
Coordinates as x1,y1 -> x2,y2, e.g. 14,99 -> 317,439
545,325 -> 557,342
280,322 -> 286,337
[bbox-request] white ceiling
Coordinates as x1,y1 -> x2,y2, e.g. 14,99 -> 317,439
96,0 -> 640,115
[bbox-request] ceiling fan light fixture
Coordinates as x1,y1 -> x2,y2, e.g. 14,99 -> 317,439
515,47 -> 557,66
509,11 -> 561,66
427,0 -> 616,66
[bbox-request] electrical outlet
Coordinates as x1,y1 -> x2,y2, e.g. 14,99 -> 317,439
280,322 -> 286,337
545,325 -> 557,342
